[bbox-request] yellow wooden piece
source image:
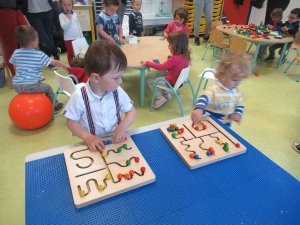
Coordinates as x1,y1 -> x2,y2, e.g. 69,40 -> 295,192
97,185 -> 104,191
101,152 -> 107,157
105,174 -> 111,180
79,190 -> 86,197
266,67 -> 274,70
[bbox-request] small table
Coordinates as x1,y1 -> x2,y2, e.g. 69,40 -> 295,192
120,36 -> 170,107
216,25 -> 294,69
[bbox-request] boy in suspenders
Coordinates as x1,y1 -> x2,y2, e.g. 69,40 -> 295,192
63,40 -> 136,152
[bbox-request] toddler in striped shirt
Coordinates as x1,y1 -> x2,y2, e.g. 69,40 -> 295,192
192,52 -> 252,127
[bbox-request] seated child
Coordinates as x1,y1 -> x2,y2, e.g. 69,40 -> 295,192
63,40 -> 136,152
141,31 -> 191,109
9,25 -> 69,113
96,0 -> 124,44
68,58 -> 88,83
258,8 -> 283,59
192,52 -> 252,128
265,8 -> 300,61
162,7 -> 190,39
129,0 -> 143,37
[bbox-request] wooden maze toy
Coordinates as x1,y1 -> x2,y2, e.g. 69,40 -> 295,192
64,136 -> 155,208
160,116 -> 246,169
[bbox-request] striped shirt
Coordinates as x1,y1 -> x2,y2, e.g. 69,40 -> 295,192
9,48 -> 51,85
195,81 -> 244,126
28,0 -> 51,13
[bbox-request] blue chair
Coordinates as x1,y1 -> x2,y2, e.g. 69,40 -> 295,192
150,66 -> 195,117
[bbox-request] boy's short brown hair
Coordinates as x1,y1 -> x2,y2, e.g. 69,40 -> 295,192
15,25 -> 37,48
270,8 -> 283,20
174,7 -> 189,24
215,52 -> 252,80
59,0 -> 73,6
291,8 -> 300,18
103,0 -> 120,7
84,40 -> 127,77
70,58 -> 84,68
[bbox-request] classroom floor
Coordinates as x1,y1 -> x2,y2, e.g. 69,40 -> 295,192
0,38 -> 299,224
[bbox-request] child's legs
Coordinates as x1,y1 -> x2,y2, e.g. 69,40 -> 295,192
64,40 -> 75,64
278,42 -> 292,55
147,74 -> 169,99
193,0 -> 205,37
13,81 -> 58,106
268,43 -> 283,57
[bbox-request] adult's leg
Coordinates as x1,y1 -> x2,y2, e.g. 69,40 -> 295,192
0,9 -> 27,76
193,0 -> 205,37
116,3 -> 126,25
203,0 -> 213,38
26,11 -> 58,58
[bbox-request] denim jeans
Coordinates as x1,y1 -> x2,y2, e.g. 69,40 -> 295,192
26,10 -> 58,58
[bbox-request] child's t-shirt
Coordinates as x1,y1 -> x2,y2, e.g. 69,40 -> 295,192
194,81 -> 244,127
63,82 -> 134,137
163,22 -> 190,37
96,11 -> 120,42
129,11 -> 143,37
145,54 -> 190,86
9,48 -> 51,85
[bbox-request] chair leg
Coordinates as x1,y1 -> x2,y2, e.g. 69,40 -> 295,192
297,77 -> 300,82
247,43 -> 253,53
187,78 -> 195,106
195,77 -> 204,105
52,88 -> 60,120
173,92 -> 184,117
221,49 -> 226,59
297,49 -> 300,65
149,85 -> 158,112
252,58 -> 256,73
202,46 -> 210,60
4,67 -> 13,89
204,80 -> 209,89
284,59 -> 296,73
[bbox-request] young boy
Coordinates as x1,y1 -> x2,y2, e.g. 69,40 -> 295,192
9,25 -> 69,113
96,0 -> 124,43
68,58 -> 88,83
265,8 -> 300,61
129,0 -> 143,37
192,52 -> 252,128
63,40 -> 136,152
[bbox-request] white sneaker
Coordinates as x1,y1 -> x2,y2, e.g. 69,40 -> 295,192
40,76 -> 45,81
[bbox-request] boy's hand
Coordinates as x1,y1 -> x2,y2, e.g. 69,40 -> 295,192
83,134 -> 105,152
119,37 -> 125,44
191,108 -> 204,124
230,113 -> 241,124
281,26 -> 288,32
267,24 -> 273,30
112,124 -> 127,144
62,64 -> 69,71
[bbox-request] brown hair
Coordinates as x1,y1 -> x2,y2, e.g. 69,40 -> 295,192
103,0 -> 120,7
215,52 -> 252,80
291,8 -> 300,18
174,7 -> 189,24
15,25 -> 37,48
70,58 -> 84,68
270,8 -> 283,20
84,40 -> 127,77
167,31 -> 191,62
59,0 -> 73,6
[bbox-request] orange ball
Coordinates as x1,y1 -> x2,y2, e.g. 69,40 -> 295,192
8,94 -> 52,130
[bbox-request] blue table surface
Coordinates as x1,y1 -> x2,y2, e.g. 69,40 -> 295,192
26,119 -> 300,224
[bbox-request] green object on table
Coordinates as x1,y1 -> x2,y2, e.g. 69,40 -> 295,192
156,12 -> 173,17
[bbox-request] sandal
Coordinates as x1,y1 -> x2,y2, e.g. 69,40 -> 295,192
153,98 -> 166,109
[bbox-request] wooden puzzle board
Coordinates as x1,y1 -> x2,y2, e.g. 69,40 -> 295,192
64,136 -> 155,208
160,117 -> 246,169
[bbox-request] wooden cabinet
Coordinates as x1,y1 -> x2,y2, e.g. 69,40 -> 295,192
73,5 -> 96,41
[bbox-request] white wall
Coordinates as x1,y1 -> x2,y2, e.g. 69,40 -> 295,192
141,0 -> 172,14
248,0 -> 298,25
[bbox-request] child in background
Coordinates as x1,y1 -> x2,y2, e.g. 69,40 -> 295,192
141,31 -> 191,109
258,8 -> 283,59
162,7 -> 190,39
63,40 -> 136,152
59,0 -> 83,64
265,8 -> 300,62
96,0 -> 124,44
68,58 -> 88,83
192,52 -> 252,128
129,0 -> 143,37
10,25 -> 69,113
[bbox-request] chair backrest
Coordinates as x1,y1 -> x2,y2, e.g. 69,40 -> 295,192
292,29 -> 300,49
72,37 -> 89,58
211,20 -> 223,30
209,30 -> 225,46
230,37 -> 247,53
173,65 -> 191,90
54,71 -> 77,96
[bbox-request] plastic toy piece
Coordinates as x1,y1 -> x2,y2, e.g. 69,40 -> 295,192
159,38 -> 164,41
152,59 -> 160,64
266,67 -> 273,70
264,37 -> 270,39
274,36 -> 282,39
235,143 -> 240,148
255,72 -> 259,77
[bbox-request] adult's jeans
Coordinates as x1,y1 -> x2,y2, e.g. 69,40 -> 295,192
26,10 -> 58,58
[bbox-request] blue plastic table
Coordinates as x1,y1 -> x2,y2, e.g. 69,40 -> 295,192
26,116 -> 300,224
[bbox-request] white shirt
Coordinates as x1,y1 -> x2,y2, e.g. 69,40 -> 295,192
59,12 -> 83,40
63,81 -> 134,137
